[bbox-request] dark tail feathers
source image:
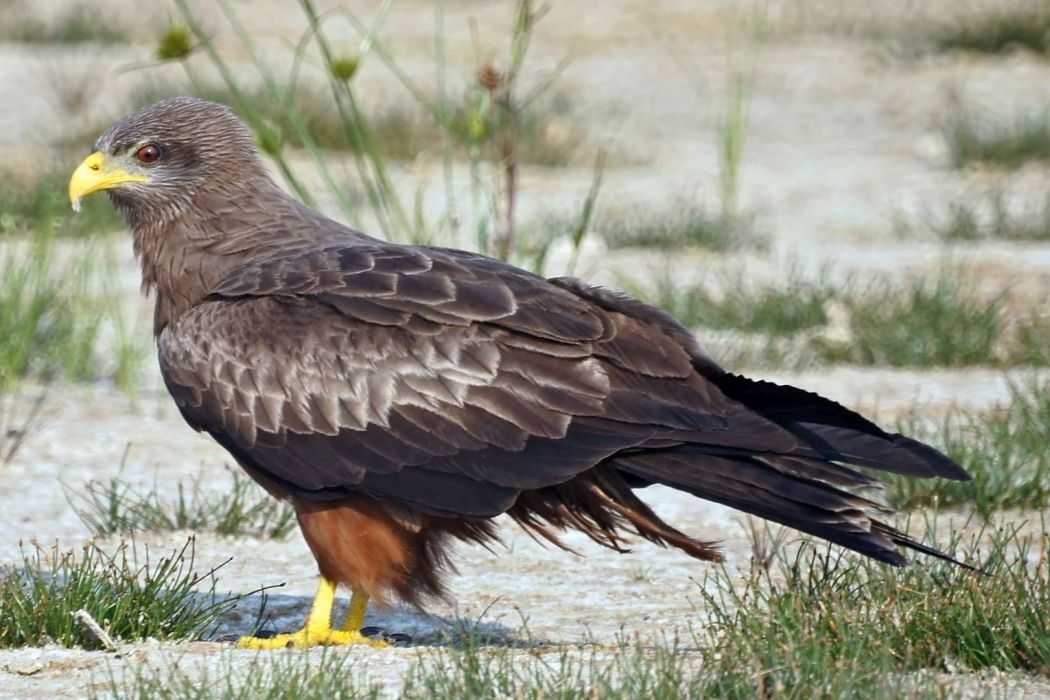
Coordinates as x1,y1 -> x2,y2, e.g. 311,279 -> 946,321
710,372 -> 971,481
614,373 -> 972,568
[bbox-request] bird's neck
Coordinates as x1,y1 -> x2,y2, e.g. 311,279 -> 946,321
131,181 -> 316,335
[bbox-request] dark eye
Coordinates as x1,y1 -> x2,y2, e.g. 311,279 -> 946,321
136,144 -> 161,164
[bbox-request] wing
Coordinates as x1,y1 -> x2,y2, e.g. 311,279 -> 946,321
158,254 -> 733,517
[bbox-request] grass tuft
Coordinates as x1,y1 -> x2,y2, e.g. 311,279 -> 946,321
0,235 -> 101,385
600,205 -> 762,252
403,633 -> 697,699
888,380 -> 1050,514
0,388 -> 46,467
0,538 -> 246,649
944,109 -> 1050,170
823,273 -> 1005,368
1,6 -> 128,45
67,466 -> 297,539
0,169 -> 124,238
700,523 -> 1050,693
105,81 -> 577,168
445,89 -> 578,168
920,189 -> 1050,242
629,267 -> 1050,369
1016,315 -> 1050,365
0,232 -> 144,388
101,651 -> 381,700
928,6 -> 1050,56
628,270 -> 832,336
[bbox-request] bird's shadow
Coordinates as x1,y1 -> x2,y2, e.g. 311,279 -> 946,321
208,588 -> 531,648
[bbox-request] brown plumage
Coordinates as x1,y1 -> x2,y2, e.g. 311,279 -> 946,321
73,97 -> 970,632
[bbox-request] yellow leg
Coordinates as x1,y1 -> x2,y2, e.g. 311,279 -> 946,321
342,589 -> 369,633
237,578 -> 388,650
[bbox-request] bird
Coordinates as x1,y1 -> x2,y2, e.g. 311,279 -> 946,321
68,97 -> 970,650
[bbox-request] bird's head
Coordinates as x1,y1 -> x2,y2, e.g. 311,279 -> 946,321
69,96 -> 266,226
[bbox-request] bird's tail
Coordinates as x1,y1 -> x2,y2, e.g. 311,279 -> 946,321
706,372 -> 970,481
609,373 -> 972,568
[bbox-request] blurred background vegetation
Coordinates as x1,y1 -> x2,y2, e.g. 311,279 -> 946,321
2,0 -> 1049,386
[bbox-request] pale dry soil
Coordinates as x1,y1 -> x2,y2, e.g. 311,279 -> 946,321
3,0 -> 1050,697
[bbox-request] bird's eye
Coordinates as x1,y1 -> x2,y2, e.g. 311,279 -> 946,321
135,144 -> 161,164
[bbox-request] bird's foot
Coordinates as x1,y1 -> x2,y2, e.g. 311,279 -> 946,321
236,626 -> 389,650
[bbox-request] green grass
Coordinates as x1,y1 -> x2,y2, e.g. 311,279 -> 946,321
823,274 -> 1005,368
616,270 -> 828,369
0,538 -> 248,649
99,522 -> 1047,698
629,268 -> 1050,369
698,523 -> 1050,695
444,89 -> 577,168
67,467 -> 297,539
97,638 -> 941,699
148,0 -> 583,252
923,189 -> 1050,242
1017,315 -> 1050,364
824,274 -> 1050,367
927,5 -> 1050,56
121,82 -> 432,161
624,270 -> 832,336
0,235 -> 104,384
599,205 -> 762,252
0,233 -> 145,388
944,110 -> 1050,170
859,4 -> 1050,60
97,80 -> 577,168
1,6 -> 128,45
887,380 -> 1050,515
400,636 -> 708,700
0,388 -> 46,466
102,651 -> 382,700
0,169 -> 124,238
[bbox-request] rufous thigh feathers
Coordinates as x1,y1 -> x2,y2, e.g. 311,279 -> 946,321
293,496 -> 417,607
292,494 -> 502,608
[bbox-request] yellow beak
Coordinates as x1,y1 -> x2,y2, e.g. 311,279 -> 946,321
68,151 -> 147,212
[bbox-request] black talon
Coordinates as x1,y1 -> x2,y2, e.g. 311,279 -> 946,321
385,633 -> 412,647
360,626 -> 382,638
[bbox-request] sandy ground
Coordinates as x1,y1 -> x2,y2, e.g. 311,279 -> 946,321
2,0 -> 1050,697
3,378 -> 1049,698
